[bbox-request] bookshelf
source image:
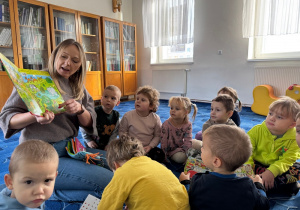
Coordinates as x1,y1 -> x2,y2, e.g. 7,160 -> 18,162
102,17 -> 137,97
48,4 -> 77,49
14,0 -> 51,70
122,22 -> 137,96
0,0 -> 18,110
101,17 -> 123,95
78,11 -> 103,100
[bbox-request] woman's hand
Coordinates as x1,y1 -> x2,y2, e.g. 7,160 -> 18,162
35,111 -> 55,125
59,99 -> 82,115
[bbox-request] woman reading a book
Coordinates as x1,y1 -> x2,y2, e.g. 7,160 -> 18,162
0,39 -> 113,202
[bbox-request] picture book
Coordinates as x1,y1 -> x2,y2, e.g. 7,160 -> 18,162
80,194 -> 100,210
184,155 -> 254,178
65,137 -> 105,167
0,53 -> 65,116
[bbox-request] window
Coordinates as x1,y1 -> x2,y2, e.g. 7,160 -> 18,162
249,34 -> 300,60
243,0 -> 300,60
151,43 -> 194,64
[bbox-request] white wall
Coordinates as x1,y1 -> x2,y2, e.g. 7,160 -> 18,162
38,0 -> 132,22
132,0 -> 300,106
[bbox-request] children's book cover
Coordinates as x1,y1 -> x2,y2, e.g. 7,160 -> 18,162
184,156 -> 254,178
0,53 -> 65,116
184,148 -> 254,178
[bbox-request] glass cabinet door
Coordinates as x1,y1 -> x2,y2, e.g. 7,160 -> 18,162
0,0 -> 17,67
123,24 -> 136,71
104,20 -> 121,72
52,9 -> 76,47
16,0 -> 49,70
80,15 -> 100,71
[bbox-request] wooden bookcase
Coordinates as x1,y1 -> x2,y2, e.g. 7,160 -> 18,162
0,0 -> 16,110
101,17 -> 137,97
48,4 -> 77,49
122,21 -> 137,96
0,0 -> 137,110
0,0 -> 51,110
14,0 -> 51,69
78,11 -> 103,100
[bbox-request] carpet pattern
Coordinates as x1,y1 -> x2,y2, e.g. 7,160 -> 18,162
0,100 -> 298,209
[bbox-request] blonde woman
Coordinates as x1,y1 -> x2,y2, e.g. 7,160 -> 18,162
0,39 -> 113,202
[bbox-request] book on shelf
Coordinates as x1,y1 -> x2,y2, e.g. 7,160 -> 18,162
86,61 -> 92,71
0,2 -> 10,23
19,6 -> 43,27
0,28 -> 12,47
0,53 -> 65,116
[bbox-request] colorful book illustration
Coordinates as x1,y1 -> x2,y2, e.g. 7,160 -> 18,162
80,194 -> 100,210
0,53 -> 65,116
184,156 -> 254,178
66,137 -> 105,166
71,137 -> 86,153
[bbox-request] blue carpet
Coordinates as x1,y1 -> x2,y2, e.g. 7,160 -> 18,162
0,100 -> 299,209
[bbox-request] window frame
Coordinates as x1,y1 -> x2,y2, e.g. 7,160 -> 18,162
151,43 -> 194,65
248,36 -> 300,61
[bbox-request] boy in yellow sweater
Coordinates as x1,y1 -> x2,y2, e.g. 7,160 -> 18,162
98,134 -> 190,210
246,96 -> 300,196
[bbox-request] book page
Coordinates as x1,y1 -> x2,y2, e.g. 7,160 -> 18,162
80,194 -> 100,210
0,53 -> 65,116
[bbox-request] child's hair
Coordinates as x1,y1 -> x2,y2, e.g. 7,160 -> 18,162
212,94 -> 234,112
218,87 -> 242,112
104,85 -> 122,99
9,140 -> 59,177
106,134 -> 145,171
168,96 -> 198,122
136,85 -> 160,112
296,111 -> 300,121
203,125 -> 252,172
269,96 -> 300,121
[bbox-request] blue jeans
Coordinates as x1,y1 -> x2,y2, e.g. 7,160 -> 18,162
49,139 -> 113,202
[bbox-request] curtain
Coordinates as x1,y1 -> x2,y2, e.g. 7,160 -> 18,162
243,0 -> 300,38
142,0 -> 194,48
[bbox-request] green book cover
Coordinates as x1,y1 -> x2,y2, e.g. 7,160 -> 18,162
0,53 -> 65,116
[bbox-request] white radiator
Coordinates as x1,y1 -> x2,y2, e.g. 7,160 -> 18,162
152,69 -> 190,96
254,67 -> 300,96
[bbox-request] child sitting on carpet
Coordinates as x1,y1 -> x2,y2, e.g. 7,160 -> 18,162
180,125 -> 269,210
195,87 -> 241,140
217,86 -> 242,126
161,96 -> 198,163
246,96 -> 300,196
195,94 -> 236,141
0,140 -> 59,209
119,85 -> 164,162
98,134 -> 190,210
80,85 -> 121,150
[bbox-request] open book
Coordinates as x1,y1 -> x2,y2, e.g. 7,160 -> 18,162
0,53 -> 65,116
184,148 -> 254,178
